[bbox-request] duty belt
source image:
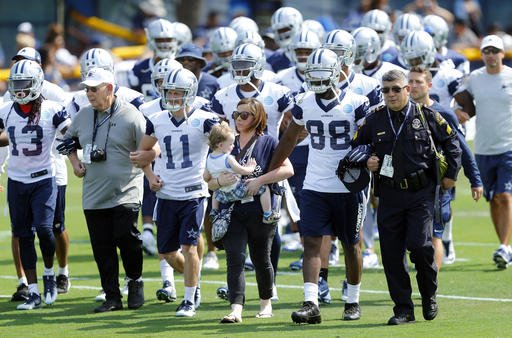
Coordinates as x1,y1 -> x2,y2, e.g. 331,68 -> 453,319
381,169 -> 430,191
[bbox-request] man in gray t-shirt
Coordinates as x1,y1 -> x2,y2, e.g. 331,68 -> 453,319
455,35 -> 512,269
64,68 -> 147,312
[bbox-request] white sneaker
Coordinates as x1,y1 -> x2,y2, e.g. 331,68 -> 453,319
362,250 -> 379,269
271,284 -> 279,302
43,275 -> 57,305
95,289 -> 106,302
203,252 -> 219,270
141,229 -> 157,256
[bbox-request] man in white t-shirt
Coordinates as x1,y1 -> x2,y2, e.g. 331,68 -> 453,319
455,35 -> 512,269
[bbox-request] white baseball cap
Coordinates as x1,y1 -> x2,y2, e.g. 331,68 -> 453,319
17,22 -> 33,34
480,35 -> 504,51
81,67 -> 115,87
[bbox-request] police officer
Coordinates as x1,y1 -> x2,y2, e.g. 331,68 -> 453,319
351,69 -> 461,325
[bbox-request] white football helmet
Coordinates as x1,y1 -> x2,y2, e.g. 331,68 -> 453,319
236,30 -> 265,49
209,27 -> 238,67
8,60 -> 44,104
302,19 -> 326,42
151,58 -> 183,93
230,43 -> 265,85
290,30 -> 321,71
230,16 -> 259,35
352,27 -> 382,68
271,7 -> 303,48
160,68 -> 198,112
392,13 -> 423,46
400,31 -> 436,70
173,22 -> 193,49
305,48 -> 340,93
145,18 -> 178,59
80,48 -> 115,80
322,29 -> 356,67
361,9 -> 392,47
423,15 -> 449,50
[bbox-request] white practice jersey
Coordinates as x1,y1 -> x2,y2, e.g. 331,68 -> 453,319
217,69 -> 277,89
362,61 -> 407,82
146,108 -> 219,200
211,81 -> 293,139
292,90 -> 370,193
430,60 -> 464,109
338,71 -> 383,111
273,66 -> 305,95
0,100 -> 70,183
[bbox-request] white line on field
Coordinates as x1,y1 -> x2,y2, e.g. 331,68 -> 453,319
1,275 -> 510,303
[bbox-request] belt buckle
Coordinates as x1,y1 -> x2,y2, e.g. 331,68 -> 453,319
399,179 -> 408,190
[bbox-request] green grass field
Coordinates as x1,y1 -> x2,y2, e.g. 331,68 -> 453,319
0,163 -> 511,337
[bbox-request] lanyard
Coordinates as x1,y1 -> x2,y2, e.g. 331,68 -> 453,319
92,110 -> 112,144
386,101 -> 411,140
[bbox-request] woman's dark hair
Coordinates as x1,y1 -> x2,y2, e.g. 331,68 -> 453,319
237,97 -> 267,135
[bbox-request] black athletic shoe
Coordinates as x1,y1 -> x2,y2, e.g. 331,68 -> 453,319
127,280 -> 144,309
387,313 -> 415,325
291,301 -> 322,324
94,299 -> 123,313
422,296 -> 438,321
56,275 -> 71,294
11,283 -> 29,302
343,302 -> 361,320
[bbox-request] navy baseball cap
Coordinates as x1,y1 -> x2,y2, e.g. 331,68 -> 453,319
12,47 -> 41,64
340,167 -> 371,193
176,43 -> 207,68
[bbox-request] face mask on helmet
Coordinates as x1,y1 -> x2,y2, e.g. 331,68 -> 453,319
151,59 -> 183,94
8,60 -> 44,104
230,43 -> 265,85
401,31 -> 436,70
304,48 -> 340,94
146,19 -> 178,59
210,27 -> 238,68
160,69 -> 197,112
352,27 -> 381,68
271,7 -> 303,48
291,30 -> 321,71
80,48 -> 115,80
323,30 -> 355,67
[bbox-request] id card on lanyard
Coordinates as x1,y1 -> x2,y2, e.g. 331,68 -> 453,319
380,102 -> 412,178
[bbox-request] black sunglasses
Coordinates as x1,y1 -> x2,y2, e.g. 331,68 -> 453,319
85,84 -> 107,93
382,85 -> 407,94
232,110 -> 254,120
482,48 -> 501,55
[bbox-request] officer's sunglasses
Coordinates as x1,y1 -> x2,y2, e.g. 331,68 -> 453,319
482,47 -> 501,55
232,111 -> 254,120
382,85 -> 407,94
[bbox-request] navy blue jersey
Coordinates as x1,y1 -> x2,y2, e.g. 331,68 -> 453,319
129,58 -> 158,101
197,71 -> 220,101
267,50 -> 292,73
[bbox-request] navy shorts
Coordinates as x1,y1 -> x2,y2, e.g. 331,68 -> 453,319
53,185 -> 66,233
155,197 -> 206,253
299,189 -> 365,245
8,177 -> 57,238
475,151 -> 512,201
142,176 -> 157,218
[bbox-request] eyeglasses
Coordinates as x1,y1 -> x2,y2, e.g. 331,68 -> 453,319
382,85 -> 407,94
232,110 -> 254,120
85,84 -> 106,93
482,48 -> 501,55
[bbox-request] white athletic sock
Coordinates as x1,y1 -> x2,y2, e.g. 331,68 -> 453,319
184,286 -> 197,303
304,282 -> 319,305
231,303 -> 243,317
347,282 -> 361,304
160,259 -> 174,284
259,298 -> 272,314
58,265 -> 69,277
43,267 -> 54,276
19,277 -> 28,285
28,283 -> 39,295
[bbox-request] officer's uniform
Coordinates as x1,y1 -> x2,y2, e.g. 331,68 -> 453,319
352,100 -> 461,317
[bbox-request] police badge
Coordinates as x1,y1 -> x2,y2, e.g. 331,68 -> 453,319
412,118 -> 421,130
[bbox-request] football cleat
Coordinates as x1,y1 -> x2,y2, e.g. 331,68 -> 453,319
95,289 -> 106,302
291,301 -> 322,324
289,257 -> 303,271
11,283 -> 29,302
318,277 -> 331,304
156,280 -> 177,303
493,247 -> 511,269
43,275 -> 57,305
56,275 -> 71,294
217,286 -> 229,301
362,250 -> 379,269
176,300 -> 196,317
17,293 -> 41,310
202,251 -> 220,270
343,303 -> 361,320
244,257 -> 255,271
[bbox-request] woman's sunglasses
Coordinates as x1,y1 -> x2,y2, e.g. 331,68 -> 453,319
232,110 -> 254,120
